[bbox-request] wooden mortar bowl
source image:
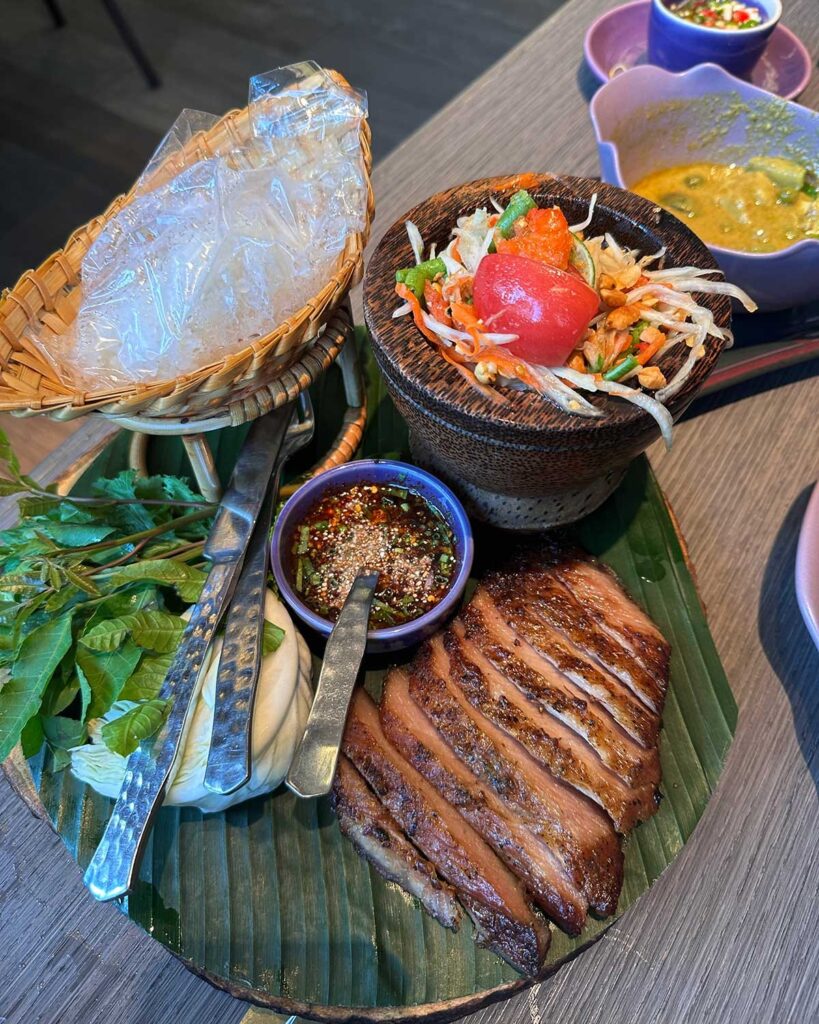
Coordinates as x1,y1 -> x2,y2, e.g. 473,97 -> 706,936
363,174 -> 731,530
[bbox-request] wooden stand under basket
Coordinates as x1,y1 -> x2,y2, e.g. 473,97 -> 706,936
114,302 -> 367,502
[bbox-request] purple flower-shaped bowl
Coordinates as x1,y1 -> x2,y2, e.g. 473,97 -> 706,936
271,459 -> 474,654
590,62 -> 819,311
648,0 -> 781,77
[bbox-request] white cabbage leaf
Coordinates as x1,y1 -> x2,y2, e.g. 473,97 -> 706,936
70,590 -> 312,813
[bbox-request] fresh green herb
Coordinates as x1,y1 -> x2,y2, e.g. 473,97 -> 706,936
0,430 -> 216,764
101,698 -> 172,757
262,621 -> 285,655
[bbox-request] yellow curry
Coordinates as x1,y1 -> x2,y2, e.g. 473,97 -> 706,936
632,157 -> 819,253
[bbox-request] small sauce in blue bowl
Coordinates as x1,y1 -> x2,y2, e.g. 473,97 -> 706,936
647,0 -> 780,76
271,459 -> 474,654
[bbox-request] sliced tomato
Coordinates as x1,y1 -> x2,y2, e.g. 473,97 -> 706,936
473,253 -> 600,366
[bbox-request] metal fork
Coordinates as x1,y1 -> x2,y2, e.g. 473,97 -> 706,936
204,392 -> 315,796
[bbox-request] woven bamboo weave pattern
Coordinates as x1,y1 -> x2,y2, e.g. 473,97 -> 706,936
0,70 -> 373,422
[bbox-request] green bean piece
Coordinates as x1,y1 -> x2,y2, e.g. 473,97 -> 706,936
496,189 -> 536,238
399,258 -> 447,298
604,355 -> 639,382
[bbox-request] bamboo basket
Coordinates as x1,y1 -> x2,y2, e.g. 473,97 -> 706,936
0,70 -> 373,424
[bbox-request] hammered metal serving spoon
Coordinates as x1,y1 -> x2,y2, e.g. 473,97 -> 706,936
286,570 -> 379,798
204,393 -> 316,796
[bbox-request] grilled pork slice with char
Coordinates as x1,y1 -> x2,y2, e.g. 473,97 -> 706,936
381,667 -> 588,935
463,593 -> 660,789
534,543 -> 671,684
343,689 -> 550,974
503,550 -> 667,715
332,755 -> 462,931
421,636 -> 623,917
482,578 -> 660,748
447,621 -> 659,832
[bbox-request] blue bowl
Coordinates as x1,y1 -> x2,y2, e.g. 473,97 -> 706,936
647,0 -> 781,76
271,459 -> 474,654
590,62 -> 819,311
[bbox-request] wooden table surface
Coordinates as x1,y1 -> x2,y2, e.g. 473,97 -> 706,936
2,2 -> 818,1022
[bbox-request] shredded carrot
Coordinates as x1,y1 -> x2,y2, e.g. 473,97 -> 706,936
636,330 -> 666,365
396,282 -> 502,403
395,283 -> 443,345
451,239 -> 461,263
450,301 -> 478,327
475,345 -> 545,393
450,301 -> 485,357
440,343 -> 504,404
424,280 -> 452,327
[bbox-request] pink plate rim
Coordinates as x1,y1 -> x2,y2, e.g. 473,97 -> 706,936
583,0 -> 813,101
796,481 -> 819,651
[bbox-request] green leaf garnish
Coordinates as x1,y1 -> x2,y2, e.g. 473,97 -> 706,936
77,642 -> 142,719
105,560 -> 206,602
0,615 -> 73,760
101,699 -> 171,756
262,621 -> 286,656
0,432 -> 218,763
80,610 -> 185,654
120,652 -> 174,701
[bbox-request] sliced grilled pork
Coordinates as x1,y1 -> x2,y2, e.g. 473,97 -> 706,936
481,579 -> 659,748
447,621 -> 659,831
381,668 -> 588,935
503,552 -> 666,714
419,637 -> 623,917
332,755 -> 461,931
463,594 -> 661,789
343,689 -> 550,974
535,544 -> 670,683
463,594 -> 659,787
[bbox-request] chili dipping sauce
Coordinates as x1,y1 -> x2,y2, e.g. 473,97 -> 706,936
289,481 -> 457,629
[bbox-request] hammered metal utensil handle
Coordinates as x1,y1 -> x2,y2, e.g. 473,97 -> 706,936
203,485 -> 276,796
83,562 -> 237,901
286,572 -> 378,799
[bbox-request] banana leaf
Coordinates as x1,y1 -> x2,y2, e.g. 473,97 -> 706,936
25,333 -> 736,1020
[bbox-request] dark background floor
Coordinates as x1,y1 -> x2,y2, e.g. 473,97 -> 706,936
0,0 -> 557,286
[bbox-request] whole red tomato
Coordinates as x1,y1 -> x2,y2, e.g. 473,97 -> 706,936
473,253 -> 599,366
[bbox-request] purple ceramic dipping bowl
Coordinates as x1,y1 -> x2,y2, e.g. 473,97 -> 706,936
271,459 -> 474,654
590,62 -> 819,311
647,0 -> 781,76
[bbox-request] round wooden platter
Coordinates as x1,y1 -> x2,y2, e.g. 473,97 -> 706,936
2,346 -> 737,1023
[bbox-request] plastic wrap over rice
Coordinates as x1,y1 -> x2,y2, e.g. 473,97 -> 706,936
56,62 -> 367,389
